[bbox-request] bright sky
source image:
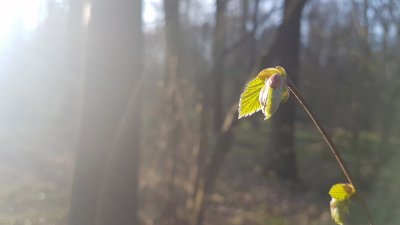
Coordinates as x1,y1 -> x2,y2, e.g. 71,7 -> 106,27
0,0 -> 259,45
0,0 -> 44,44
0,0 -> 163,44
143,0 -> 160,25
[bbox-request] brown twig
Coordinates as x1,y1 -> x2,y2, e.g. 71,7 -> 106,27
286,79 -> 374,225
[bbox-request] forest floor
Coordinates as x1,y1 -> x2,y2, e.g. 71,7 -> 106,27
0,127 -> 73,225
0,119 -> 398,225
203,120 -> 399,225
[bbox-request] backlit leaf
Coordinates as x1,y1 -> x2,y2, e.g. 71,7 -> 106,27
259,75 -> 285,120
238,77 -> 264,119
256,68 -> 280,80
330,198 -> 350,225
238,66 -> 290,119
276,66 -> 287,78
329,183 -> 355,201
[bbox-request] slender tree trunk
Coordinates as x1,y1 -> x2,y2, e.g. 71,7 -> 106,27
212,0 -> 227,131
189,2 -> 230,224
248,0 -> 260,72
68,1 -> 143,225
188,77 -> 208,211
161,0 -> 184,223
260,0 -> 307,180
191,105 -> 238,225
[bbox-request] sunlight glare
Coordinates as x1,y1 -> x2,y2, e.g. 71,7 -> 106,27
0,0 -> 43,46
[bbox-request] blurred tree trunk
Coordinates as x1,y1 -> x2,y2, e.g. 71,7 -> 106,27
68,1 -> 143,225
244,0 -> 262,129
67,0 -> 84,71
189,1 -> 229,225
190,2 -> 266,224
67,0 -> 85,141
161,0 -> 184,223
188,76 -> 208,216
240,0 -> 249,34
351,0 -> 370,179
191,105 -> 238,225
260,0 -> 307,180
247,0 -> 260,72
212,0 -> 227,131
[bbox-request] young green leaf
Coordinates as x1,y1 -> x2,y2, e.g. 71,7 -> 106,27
259,74 -> 285,120
256,67 -> 281,80
330,198 -> 350,225
275,66 -> 288,78
329,183 -> 355,225
329,183 -> 355,201
238,66 -> 289,120
238,77 -> 264,118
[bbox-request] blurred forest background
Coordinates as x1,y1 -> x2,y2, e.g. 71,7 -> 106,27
0,0 -> 400,225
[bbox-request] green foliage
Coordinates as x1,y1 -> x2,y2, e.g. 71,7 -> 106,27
330,198 -> 350,225
329,183 -> 355,201
329,183 -> 355,225
238,77 -> 264,118
239,66 -> 375,225
238,66 -> 289,120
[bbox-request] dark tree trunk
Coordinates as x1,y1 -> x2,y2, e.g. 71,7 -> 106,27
164,0 -> 181,65
248,0 -> 260,72
260,0 -> 307,180
212,0 -> 227,131
68,1 -> 143,225
161,0 -> 184,224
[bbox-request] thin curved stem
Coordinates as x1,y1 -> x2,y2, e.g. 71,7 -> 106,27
286,79 -> 374,225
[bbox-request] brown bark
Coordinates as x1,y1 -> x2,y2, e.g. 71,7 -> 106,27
68,1 -> 143,225
260,0 -> 307,180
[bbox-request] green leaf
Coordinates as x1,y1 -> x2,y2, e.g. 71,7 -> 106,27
329,184 -> 355,201
256,68 -> 280,80
276,66 -> 287,78
238,66 -> 290,119
259,75 -> 285,120
238,77 -> 265,119
329,184 -> 355,225
330,198 -> 350,225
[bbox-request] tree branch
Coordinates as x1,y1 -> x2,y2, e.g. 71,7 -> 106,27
286,79 -> 374,225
